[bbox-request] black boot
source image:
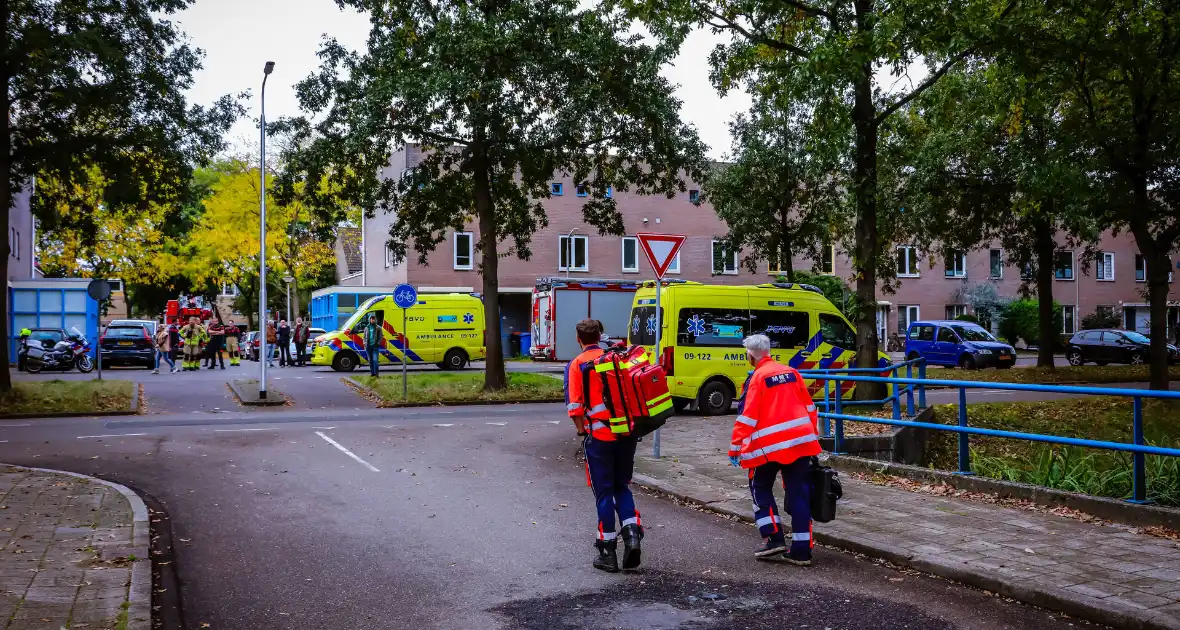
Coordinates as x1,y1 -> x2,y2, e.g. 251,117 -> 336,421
593,540 -> 619,573
620,524 -> 643,570
754,537 -> 789,559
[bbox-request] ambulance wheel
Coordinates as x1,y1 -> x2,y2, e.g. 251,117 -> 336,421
332,351 -> 359,372
442,348 -> 468,370
698,381 -> 733,416
672,397 -> 692,414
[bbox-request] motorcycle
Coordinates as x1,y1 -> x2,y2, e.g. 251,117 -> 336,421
24,327 -> 94,374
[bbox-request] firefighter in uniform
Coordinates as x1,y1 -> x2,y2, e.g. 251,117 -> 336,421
224,320 -> 242,366
730,333 -> 820,566
179,317 -> 207,371
205,320 -> 225,369
565,318 -> 643,573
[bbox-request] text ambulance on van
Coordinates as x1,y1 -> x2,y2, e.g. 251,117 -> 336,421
628,281 -> 891,415
311,293 -> 486,372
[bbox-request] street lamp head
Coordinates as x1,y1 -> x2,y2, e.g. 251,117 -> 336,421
264,61 -> 275,75
283,275 -> 295,284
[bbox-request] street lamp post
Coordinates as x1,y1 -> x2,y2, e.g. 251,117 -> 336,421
259,60 -> 274,400
283,275 -> 295,324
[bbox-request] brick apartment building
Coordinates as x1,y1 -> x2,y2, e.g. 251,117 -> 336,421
356,144 -> 1180,342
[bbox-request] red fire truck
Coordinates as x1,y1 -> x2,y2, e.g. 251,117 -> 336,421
165,295 -> 213,326
530,277 -> 639,361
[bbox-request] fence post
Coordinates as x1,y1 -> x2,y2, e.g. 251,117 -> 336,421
833,378 -> 845,454
891,366 -> 901,421
905,362 -> 915,417
822,379 -> 831,437
918,360 -> 927,409
957,387 -> 972,475
1131,396 -> 1148,504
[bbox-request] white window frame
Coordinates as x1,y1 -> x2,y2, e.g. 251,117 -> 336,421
896,246 -> 920,278
666,251 -> 681,275
820,244 -> 835,275
1054,250 -> 1075,281
621,236 -> 638,273
900,305 -> 921,334
711,240 -> 738,275
558,234 -> 588,272
384,243 -> 394,268
1133,254 -> 1170,282
944,249 -> 967,278
989,248 -> 1003,279
945,304 -> 967,320
453,232 -> 474,270
219,282 -> 240,297
1096,251 -> 1115,281
1062,304 -> 1076,334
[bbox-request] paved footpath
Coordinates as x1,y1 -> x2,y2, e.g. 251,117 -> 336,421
0,466 -> 149,629
637,417 -> 1180,630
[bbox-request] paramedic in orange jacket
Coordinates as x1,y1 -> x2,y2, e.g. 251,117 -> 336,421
730,333 -> 821,565
565,318 -> 643,573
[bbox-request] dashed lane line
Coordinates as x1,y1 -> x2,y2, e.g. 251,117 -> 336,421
77,433 -> 148,439
316,431 -> 380,473
213,428 -> 278,433
486,422 -> 507,426
433,423 -> 454,428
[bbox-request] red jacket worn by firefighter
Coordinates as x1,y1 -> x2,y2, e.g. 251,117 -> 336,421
729,357 -> 821,468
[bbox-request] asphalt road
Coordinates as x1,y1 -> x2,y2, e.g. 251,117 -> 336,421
0,407 -> 1096,630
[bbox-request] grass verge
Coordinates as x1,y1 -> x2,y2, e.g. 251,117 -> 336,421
927,397 -> 1180,506
0,380 -> 135,416
924,364 -> 1180,385
351,371 -> 563,405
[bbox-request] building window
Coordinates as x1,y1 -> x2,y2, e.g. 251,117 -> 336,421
944,249 -> 967,278
989,249 -> 1003,279
1062,305 -> 1076,334
1136,254 -> 1146,282
559,234 -> 588,272
576,184 -> 588,198
1053,250 -> 1074,280
453,232 -> 474,270
1021,262 -> 1034,280
896,246 -> 919,277
899,305 -> 920,334
689,189 -> 700,203
108,279 -> 123,293
767,256 -> 783,275
550,182 -> 563,196
621,237 -> 638,273
820,244 -> 835,275
220,283 -> 240,297
13,230 -> 18,260
1096,252 -> 1115,281
605,187 -> 612,199
667,252 -> 681,274
711,241 -> 737,275
945,304 -> 967,320
384,243 -> 394,268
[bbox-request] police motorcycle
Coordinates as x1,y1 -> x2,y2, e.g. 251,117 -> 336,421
23,327 -> 95,374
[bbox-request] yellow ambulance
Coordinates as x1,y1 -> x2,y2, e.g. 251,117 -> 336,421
310,293 -> 486,372
627,281 -> 891,415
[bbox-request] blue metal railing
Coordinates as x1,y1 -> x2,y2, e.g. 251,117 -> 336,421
799,363 -> 1180,504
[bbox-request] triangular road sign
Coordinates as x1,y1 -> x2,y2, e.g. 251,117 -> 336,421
637,232 -> 687,279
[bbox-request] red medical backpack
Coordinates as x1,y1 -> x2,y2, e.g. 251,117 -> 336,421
583,345 -> 673,438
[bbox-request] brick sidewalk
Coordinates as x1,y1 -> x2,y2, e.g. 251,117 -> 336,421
636,417 -> 1180,630
0,466 -> 150,629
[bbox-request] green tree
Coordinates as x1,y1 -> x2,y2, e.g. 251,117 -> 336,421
0,0 -> 242,390
617,0 -> 1014,397
784,270 -> 859,321
706,97 -> 845,280
276,0 -> 707,390
1017,0 -> 1180,389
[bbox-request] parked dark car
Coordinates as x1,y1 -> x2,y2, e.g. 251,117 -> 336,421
100,325 -> 155,368
905,320 -> 1016,369
1066,329 -> 1178,366
108,319 -> 157,338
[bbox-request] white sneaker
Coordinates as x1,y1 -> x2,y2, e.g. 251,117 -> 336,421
151,369 -> 159,374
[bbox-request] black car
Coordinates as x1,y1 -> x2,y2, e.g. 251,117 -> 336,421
1066,329 -> 1179,366
100,325 -> 155,368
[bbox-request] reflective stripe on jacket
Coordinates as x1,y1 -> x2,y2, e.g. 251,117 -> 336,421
565,346 -> 608,434
729,357 -> 821,468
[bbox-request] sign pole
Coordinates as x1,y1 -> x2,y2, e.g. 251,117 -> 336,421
95,308 -> 102,382
402,306 -> 408,401
652,278 -> 661,459
87,279 -> 111,382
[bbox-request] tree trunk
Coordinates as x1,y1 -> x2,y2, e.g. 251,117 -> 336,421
1033,217 -> 1057,368
1129,220 -> 1171,390
852,1 -> 882,400
0,0 -> 12,393
473,138 -> 506,391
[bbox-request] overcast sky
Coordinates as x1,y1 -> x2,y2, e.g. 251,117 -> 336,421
174,0 -> 751,160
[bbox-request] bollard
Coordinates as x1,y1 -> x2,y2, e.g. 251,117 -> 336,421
833,379 -> 845,454
905,362 -> 915,416
918,361 -> 927,409
1131,396 -> 1148,503
822,379 -> 832,437
957,387 -> 972,475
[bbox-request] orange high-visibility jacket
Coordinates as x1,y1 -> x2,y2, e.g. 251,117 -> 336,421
729,357 -> 821,468
566,346 -> 619,440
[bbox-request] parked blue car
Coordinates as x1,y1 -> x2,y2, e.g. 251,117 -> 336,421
905,320 -> 1016,369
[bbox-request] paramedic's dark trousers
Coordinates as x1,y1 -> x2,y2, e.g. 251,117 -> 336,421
584,435 -> 640,542
749,458 -> 813,558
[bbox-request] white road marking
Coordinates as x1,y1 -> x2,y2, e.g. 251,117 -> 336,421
486,422 -> 507,426
316,431 -> 380,472
77,433 -> 148,439
312,426 -> 337,430
214,428 -> 277,433
433,423 -> 454,428
0,423 -> 31,427
547,421 -> 560,425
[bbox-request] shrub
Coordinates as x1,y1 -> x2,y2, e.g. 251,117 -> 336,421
1081,309 -> 1121,330
954,313 -> 980,324
998,299 -> 1063,346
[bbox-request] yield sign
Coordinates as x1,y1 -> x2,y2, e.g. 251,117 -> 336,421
637,232 -> 687,279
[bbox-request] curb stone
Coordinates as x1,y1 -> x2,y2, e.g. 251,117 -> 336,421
632,472 -> 1180,630
342,376 -> 564,408
0,463 -> 152,629
0,382 -> 141,420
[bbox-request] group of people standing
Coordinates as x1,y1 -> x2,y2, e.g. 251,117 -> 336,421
260,318 -> 313,368
153,317 -> 245,373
